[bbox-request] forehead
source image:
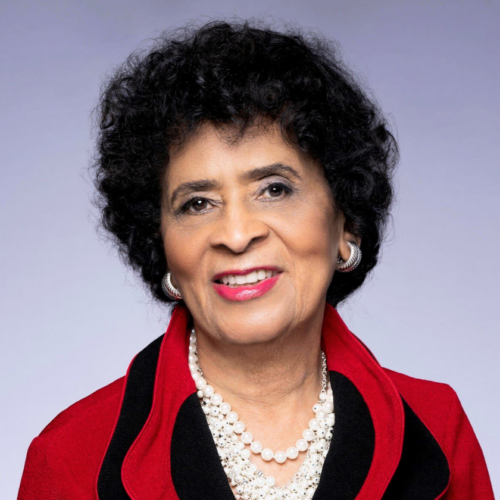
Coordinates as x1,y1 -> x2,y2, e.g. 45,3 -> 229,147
165,121 -> 317,186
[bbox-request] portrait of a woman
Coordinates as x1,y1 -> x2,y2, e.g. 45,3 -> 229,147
16,18 -> 494,500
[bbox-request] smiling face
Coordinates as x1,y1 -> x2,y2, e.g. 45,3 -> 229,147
161,122 -> 350,345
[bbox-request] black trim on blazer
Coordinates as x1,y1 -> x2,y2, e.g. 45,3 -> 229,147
97,335 -> 164,500
170,371 -> 375,500
171,393 -> 237,499
382,398 -> 450,500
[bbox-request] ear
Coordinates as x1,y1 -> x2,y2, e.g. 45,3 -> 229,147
338,228 -> 361,263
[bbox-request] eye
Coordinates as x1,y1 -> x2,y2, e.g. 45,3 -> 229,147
260,182 -> 293,199
181,197 -> 212,214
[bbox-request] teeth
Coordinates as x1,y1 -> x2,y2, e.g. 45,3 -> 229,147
219,269 -> 277,286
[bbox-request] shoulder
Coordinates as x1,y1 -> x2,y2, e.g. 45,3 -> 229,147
38,376 -> 125,441
19,377 -> 125,498
382,367 -> 463,447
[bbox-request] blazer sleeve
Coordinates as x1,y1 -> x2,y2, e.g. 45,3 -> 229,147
18,437 -> 61,500
442,388 -> 495,499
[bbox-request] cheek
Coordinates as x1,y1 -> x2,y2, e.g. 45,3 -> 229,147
278,197 -> 338,271
162,222 -> 210,282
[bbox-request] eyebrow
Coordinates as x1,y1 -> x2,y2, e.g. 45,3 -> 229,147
169,163 -> 301,206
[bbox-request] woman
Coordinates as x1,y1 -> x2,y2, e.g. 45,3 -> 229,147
18,20 -> 493,500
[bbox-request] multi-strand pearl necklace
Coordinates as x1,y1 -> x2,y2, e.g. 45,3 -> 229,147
188,329 -> 335,499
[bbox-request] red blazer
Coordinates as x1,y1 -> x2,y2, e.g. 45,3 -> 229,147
18,303 -> 494,499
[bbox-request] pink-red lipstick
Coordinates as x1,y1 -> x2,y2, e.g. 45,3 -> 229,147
212,267 -> 282,301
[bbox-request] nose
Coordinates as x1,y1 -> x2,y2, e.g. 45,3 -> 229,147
208,201 -> 270,254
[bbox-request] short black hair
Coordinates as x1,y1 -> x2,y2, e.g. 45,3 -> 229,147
92,19 -> 398,307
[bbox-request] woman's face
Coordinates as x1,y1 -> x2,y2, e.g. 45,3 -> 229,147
161,122 -> 351,344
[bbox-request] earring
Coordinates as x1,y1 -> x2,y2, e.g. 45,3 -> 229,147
337,241 -> 362,273
162,272 -> 183,300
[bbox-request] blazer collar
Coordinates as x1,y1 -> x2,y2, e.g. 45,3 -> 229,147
97,302 -> 450,500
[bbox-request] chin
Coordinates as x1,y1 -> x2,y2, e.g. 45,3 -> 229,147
213,302 -> 294,346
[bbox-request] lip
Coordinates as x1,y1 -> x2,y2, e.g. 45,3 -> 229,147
212,268 -> 282,302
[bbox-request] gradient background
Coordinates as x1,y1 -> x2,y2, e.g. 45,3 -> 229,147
1,0 -> 498,497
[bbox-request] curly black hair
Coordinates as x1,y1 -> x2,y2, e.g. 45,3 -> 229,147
92,19 -> 398,307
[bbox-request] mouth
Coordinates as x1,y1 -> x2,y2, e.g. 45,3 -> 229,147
213,268 -> 280,287
212,267 -> 282,301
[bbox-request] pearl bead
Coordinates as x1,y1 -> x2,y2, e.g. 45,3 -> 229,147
274,451 -> 287,464
241,432 -> 253,444
286,446 -> 299,459
250,441 -> 262,454
227,411 -> 239,423
191,372 -> 201,382
188,343 -> 196,353
240,449 -> 250,459
195,378 -> 207,390
197,390 -> 203,398
203,385 -> 215,397
211,393 -> 223,406
266,476 -> 276,487
319,392 -> 327,401
233,421 -> 246,434
312,404 -> 322,413
188,362 -> 198,373
317,428 -> 326,438
219,402 -> 231,414
296,439 -> 308,452
308,418 -> 319,430
188,353 -> 197,363
210,406 -> 219,416
261,448 -> 274,461
302,429 -> 314,442
322,402 -> 333,413
256,477 -> 266,487
316,410 -> 327,420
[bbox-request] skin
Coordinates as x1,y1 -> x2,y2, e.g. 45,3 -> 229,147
160,121 -> 360,486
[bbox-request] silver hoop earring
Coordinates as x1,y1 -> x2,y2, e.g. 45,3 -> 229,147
337,241 -> 362,273
162,272 -> 183,300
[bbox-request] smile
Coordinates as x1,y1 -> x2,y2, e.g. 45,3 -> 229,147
212,267 -> 282,301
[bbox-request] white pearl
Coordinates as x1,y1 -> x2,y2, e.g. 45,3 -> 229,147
211,393 -> 223,406
319,392 -> 327,401
191,372 -> 201,382
188,343 -> 196,353
220,402 -> 231,414
197,390 -> 203,398
326,414 -> 335,426
240,449 -> 250,459
202,406 -> 210,414
195,378 -> 207,390
233,421 -> 246,434
312,404 -> 322,413
250,441 -> 262,454
256,477 -> 266,487
286,446 -> 299,459
210,406 -> 219,416
317,428 -> 326,438
266,476 -> 276,487
203,385 -> 215,397
308,418 -> 319,430
227,411 -> 239,423
316,410 -> 327,420
261,448 -> 274,461
274,451 -> 287,464
322,402 -> 333,413
296,439 -> 308,452
302,428 -> 314,442
188,362 -> 198,373
188,353 -> 197,363
241,432 -> 253,444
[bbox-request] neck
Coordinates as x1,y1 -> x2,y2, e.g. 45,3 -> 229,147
193,312 -> 324,410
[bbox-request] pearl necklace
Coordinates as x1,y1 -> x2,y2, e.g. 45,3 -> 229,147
188,329 -> 335,499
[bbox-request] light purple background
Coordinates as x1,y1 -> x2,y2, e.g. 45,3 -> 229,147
1,0 -> 498,497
